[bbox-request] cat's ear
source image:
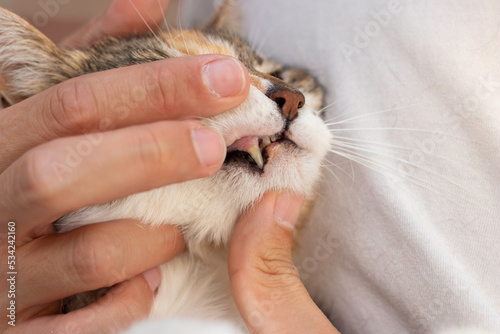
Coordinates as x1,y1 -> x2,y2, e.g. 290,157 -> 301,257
0,8 -> 63,104
206,0 -> 241,32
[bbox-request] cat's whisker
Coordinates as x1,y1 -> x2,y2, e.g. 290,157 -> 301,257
332,135 -> 413,150
327,150 -> 448,202
327,147 -> 469,204
248,25 -> 264,52
321,156 -> 359,195
321,160 -> 353,182
315,100 -> 339,116
158,0 -> 175,43
183,0 -> 195,29
176,4 -> 191,55
330,135 -> 484,168
193,116 -> 226,129
128,0 -> 164,45
327,126 -> 485,145
135,223 -> 147,230
329,146 -> 415,183
331,140 -> 469,193
335,128 -> 492,152
323,109 -> 385,124
323,102 -> 420,125
244,15 -> 273,54
157,0 -> 167,29
320,163 -> 349,192
254,30 -> 274,55
247,21 -> 263,50
146,12 -> 164,37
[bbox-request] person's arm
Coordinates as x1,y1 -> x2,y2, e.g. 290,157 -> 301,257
0,1 -> 249,333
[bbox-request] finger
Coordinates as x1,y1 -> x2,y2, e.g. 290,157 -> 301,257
0,54 -> 249,171
20,269 -> 160,334
229,193 -> 338,334
0,120 -> 225,237
63,0 -> 170,49
17,220 -> 182,308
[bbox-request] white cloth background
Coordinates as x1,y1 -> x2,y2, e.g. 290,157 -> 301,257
177,1 -> 500,333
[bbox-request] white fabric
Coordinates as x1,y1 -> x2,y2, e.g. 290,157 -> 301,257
180,0 -> 500,333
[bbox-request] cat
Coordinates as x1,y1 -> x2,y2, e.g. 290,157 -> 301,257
0,1 -> 331,330
1,4 -> 497,334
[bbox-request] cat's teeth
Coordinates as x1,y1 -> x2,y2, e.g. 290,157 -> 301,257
261,136 -> 272,147
270,135 -> 277,142
247,145 -> 264,169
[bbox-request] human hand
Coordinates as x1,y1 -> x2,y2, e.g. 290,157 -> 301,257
0,0 -> 250,333
229,193 -> 340,334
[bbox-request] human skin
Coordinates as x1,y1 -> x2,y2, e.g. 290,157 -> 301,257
0,0 -> 340,333
0,0 -> 248,332
229,193 -> 340,334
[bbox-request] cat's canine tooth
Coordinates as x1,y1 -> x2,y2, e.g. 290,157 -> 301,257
270,135 -> 277,142
247,145 -> 264,169
262,136 -> 272,147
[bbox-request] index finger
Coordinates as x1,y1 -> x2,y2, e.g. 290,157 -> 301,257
0,54 -> 249,171
17,220 -> 185,309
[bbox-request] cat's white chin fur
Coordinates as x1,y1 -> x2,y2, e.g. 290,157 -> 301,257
57,85 -> 331,322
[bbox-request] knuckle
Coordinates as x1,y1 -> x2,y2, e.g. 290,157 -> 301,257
163,226 -> 186,254
115,298 -> 147,323
48,79 -> 100,134
71,229 -> 122,287
133,127 -> 165,173
253,247 -> 300,287
18,147 -> 61,206
115,281 -> 152,318
155,64 -> 181,113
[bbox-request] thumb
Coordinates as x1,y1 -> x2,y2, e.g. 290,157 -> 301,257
229,193 -> 338,334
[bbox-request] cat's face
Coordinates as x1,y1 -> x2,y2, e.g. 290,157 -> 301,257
0,8 -> 331,246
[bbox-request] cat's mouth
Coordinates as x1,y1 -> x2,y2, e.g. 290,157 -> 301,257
225,131 -> 295,171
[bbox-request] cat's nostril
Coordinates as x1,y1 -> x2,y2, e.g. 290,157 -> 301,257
269,89 -> 306,121
274,97 -> 286,109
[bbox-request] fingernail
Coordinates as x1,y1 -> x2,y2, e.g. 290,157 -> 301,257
142,267 -> 161,292
203,58 -> 247,97
274,193 -> 304,231
192,127 -> 226,167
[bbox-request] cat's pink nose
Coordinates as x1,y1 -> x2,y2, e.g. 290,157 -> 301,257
269,89 -> 305,121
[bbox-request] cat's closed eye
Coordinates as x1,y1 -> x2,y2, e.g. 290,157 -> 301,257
269,70 -> 283,79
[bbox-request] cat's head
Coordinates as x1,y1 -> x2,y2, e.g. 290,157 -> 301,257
0,6 -> 331,246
